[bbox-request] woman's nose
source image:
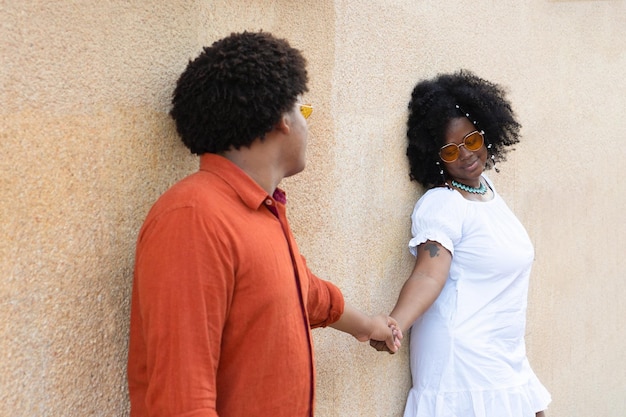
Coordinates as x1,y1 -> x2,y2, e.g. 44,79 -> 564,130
457,144 -> 473,159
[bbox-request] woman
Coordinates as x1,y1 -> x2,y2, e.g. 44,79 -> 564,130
390,70 -> 551,416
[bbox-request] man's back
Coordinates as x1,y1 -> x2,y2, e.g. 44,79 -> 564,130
127,154 -> 343,417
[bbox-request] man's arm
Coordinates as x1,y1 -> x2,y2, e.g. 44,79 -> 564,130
301,262 -> 401,353
330,303 -> 402,353
129,207 -> 226,417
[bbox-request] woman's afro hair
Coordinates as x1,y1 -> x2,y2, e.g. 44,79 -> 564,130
170,31 -> 309,154
406,69 -> 521,188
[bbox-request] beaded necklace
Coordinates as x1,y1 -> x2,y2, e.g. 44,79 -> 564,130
451,179 -> 487,195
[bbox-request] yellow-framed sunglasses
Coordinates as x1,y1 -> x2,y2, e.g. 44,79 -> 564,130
439,130 -> 484,163
297,103 -> 313,119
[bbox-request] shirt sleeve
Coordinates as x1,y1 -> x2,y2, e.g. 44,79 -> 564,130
408,188 -> 464,257
129,205 -> 229,417
300,256 -> 345,329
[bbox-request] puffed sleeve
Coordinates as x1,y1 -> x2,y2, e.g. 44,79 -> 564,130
408,188 -> 465,257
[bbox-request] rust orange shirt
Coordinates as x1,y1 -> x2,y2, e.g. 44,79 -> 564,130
127,154 -> 345,417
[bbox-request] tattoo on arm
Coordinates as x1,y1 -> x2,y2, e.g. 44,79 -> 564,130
423,242 -> 440,258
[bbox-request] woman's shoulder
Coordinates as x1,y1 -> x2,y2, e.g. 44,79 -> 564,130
410,186 -> 466,250
418,185 -> 464,205
413,185 -> 467,217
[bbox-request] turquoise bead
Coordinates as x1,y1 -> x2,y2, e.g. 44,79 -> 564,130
451,179 -> 487,194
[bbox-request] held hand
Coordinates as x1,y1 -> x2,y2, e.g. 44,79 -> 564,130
369,339 -> 392,353
368,315 -> 403,354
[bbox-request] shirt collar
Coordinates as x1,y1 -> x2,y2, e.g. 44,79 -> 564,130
199,153 -> 287,210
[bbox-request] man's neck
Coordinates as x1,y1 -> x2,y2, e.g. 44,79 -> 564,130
220,143 -> 282,195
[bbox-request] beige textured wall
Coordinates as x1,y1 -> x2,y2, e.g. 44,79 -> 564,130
1,1 -> 625,416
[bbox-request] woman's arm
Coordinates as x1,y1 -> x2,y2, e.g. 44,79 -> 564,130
390,240 -> 451,333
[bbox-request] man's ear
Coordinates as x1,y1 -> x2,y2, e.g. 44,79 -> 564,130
275,113 -> 291,135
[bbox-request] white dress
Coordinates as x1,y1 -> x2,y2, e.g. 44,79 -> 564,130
404,176 -> 551,417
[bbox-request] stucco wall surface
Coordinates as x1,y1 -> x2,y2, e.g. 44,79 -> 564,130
1,1 -> 625,416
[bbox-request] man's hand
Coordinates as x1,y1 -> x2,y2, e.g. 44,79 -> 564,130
368,315 -> 402,354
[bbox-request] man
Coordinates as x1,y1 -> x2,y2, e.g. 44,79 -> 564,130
127,31 -> 401,417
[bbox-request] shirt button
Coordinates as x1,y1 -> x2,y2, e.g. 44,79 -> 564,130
265,199 -> 273,206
